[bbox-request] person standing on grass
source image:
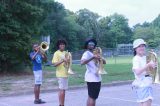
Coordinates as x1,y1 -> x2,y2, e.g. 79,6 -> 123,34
52,39 -> 69,106
81,38 -> 106,106
30,43 -> 47,104
132,39 -> 156,106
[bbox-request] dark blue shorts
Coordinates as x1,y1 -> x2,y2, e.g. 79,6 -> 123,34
87,82 -> 101,100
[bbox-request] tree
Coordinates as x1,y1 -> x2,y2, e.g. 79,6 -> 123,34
76,9 -> 100,41
98,13 -> 132,48
133,15 -> 160,48
40,2 -> 84,51
0,0 -> 45,72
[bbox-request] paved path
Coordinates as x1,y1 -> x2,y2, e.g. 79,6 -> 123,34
0,84 -> 160,106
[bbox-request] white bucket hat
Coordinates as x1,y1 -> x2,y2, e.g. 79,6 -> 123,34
133,39 -> 146,49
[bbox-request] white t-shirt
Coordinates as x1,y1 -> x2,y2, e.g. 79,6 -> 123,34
132,55 -> 147,79
132,55 -> 152,87
81,50 -> 102,82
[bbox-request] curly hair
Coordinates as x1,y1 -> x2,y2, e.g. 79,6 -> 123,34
56,39 -> 67,49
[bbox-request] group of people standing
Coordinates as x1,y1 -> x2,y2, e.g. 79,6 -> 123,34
30,38 -> 156,106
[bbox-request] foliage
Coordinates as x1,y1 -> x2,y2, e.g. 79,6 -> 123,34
0,0 -> 160,72
0,0 -> 44,72
133,15 -> 160,47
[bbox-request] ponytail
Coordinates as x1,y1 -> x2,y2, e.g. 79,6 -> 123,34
133,49 -> 136,56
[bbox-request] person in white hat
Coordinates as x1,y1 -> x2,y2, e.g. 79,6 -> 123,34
132,39 -> 156,106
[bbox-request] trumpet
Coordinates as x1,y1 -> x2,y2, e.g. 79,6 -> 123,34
146,51 -> 160,84
64,51 -> 75,74
93,47 -> 107,74
40,41 -> 49,53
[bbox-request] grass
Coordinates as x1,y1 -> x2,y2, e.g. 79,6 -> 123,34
102,64 -> 133,83
43,56 -> 134,86
106,56 -> 133,64
0,56 -> 134,96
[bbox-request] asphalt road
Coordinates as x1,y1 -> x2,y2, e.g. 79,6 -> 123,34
0,84 -> 160,106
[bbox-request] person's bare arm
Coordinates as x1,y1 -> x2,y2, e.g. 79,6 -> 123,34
53,59 -> 68,67
81,55 -> 100,65
81,57 -> 94,65
41,52 -> 47,61
31,51 -> 39,60
133,61 -> 156,75
54,60 -> 64,67
133,64 -> 149,75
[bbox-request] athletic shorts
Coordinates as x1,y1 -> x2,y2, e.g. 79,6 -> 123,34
87,82 -> 101,100
58,77 -> 68,90
133,86 -> 153,103
33,70 -> 42,85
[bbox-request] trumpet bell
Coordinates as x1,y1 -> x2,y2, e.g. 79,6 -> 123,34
40,41 -> 49,52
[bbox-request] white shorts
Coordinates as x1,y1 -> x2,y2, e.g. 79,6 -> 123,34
33,70 -> 42,85
133,86 -> 153,103
132,76 -> 153,103
58,78 -> 68,90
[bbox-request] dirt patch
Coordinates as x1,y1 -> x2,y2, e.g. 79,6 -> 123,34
0,71 -> 58,97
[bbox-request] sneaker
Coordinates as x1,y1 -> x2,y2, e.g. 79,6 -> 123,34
34,99 -> 46,104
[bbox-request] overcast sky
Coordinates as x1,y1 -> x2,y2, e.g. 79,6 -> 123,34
55,0 -> 160,27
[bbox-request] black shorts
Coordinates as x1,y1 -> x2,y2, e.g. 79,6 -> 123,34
87,82 -> 101,100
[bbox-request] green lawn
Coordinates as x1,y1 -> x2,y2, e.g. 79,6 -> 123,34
0,56 -> 134,96
106,56 -> 133,64
43,56 -> 134,86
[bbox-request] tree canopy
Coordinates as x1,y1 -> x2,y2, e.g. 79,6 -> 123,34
0,0 -> 160,72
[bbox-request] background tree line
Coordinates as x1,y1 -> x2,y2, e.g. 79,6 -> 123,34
0,0 -> 160,72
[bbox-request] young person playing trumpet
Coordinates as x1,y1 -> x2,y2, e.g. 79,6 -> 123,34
30,43 -> 47,104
